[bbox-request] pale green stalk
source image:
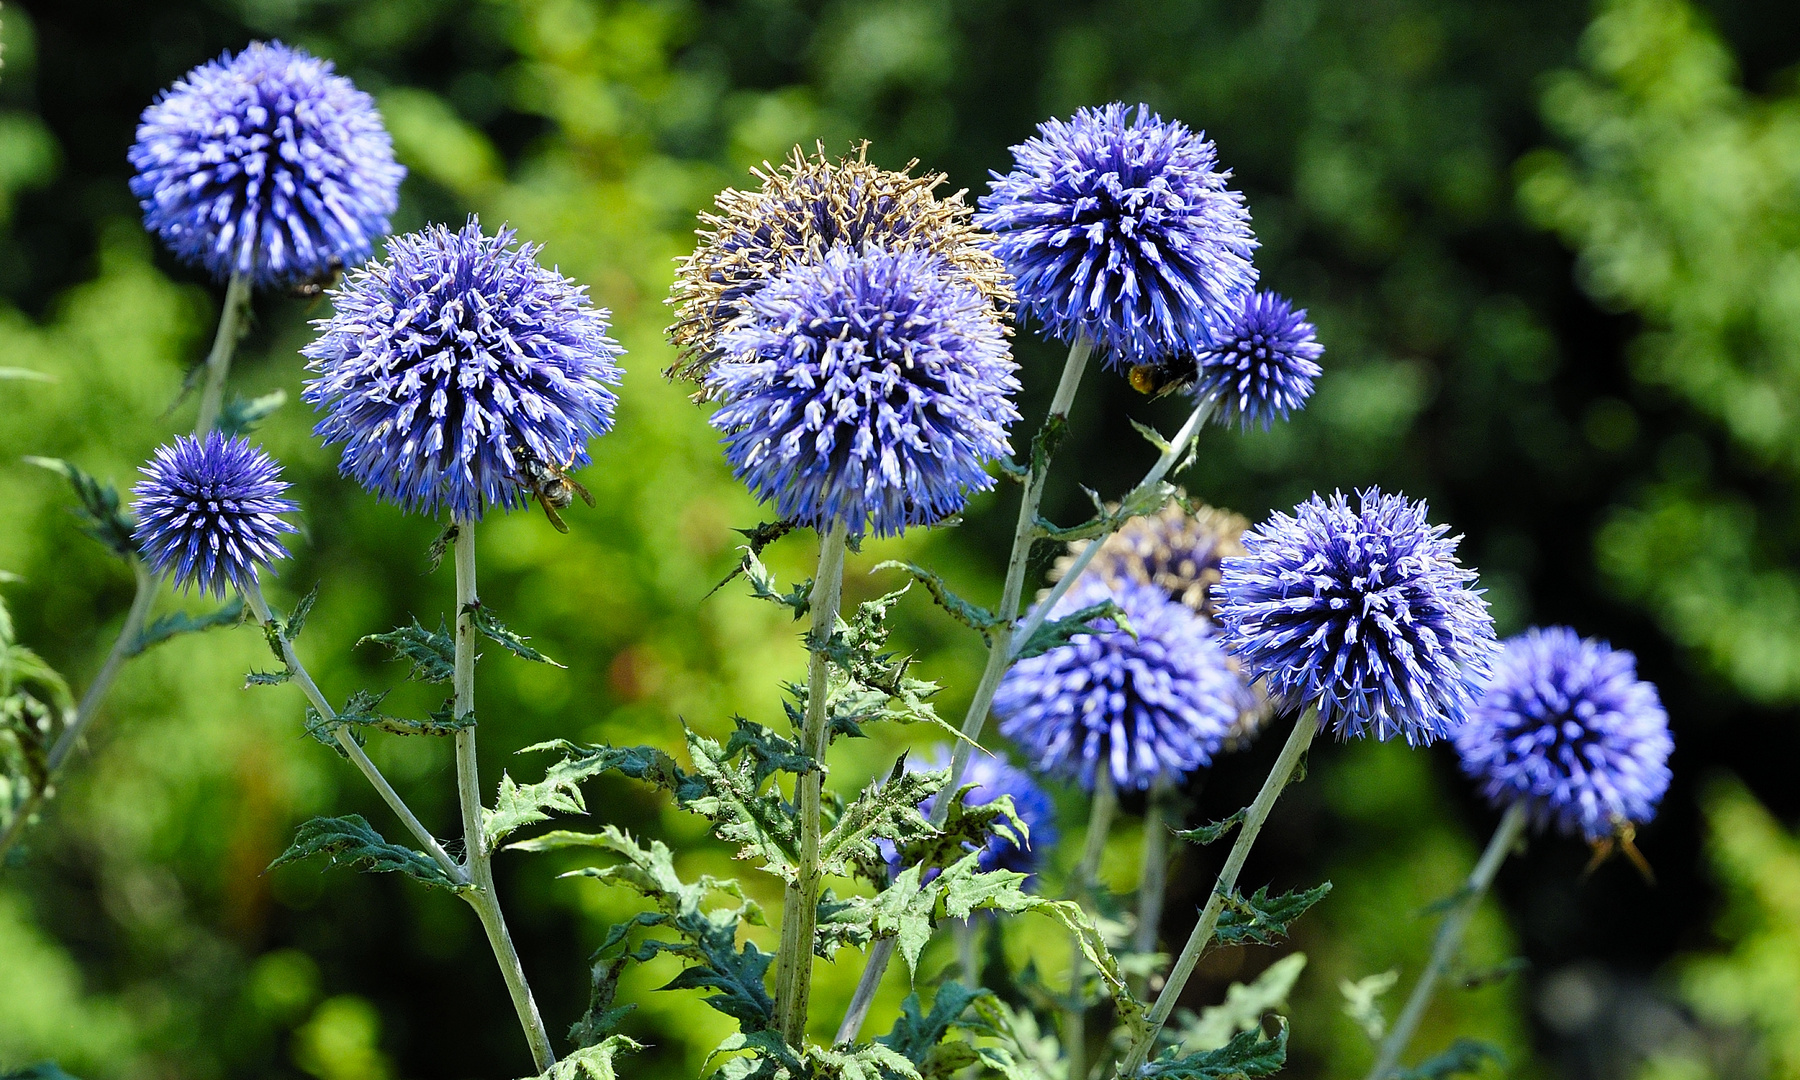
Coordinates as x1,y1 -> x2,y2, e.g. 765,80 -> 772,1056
0,558 -> 157,861
1132,775 -> 1179,997
1363,802 -> 1528,1080
452,526 -> 556,1072
773,519 -> 851,1045
1116,707 -> 1321,1076
195,272 -> 252,435
1065,767 -> 1117,1080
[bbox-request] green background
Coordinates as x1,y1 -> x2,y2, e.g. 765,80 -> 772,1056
2,0 -> 1799,1077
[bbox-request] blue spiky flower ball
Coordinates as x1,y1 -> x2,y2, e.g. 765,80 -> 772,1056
132,432 -> 298,598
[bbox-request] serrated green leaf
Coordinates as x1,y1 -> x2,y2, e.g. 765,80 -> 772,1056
216,389 -> 287,438
1213,882 -> 1333,947
1130,417 -> 1175,454
130,599 -> 245,657
23,457 -> 136,561
1029,412 -> 1069,481
1012,599 -> 1136,662
871,561 -> 1002,642
723,547 -> 811,617
681,726 -> 799,877
1339,969 -> 1400,1043
878,981 -> 993,1078
1176,809 -> 1248,848
305,690 -> 473,749
359,619 -> 455,683
464,601 -> 563,666
268,814 -> 462,890
705,521 -> 800,602
245,668 -> 293,687
818,587 -> 957,742
523,1036 -> 643,1080
1175,953 -> 1307,1052
819,758 -> 939,879
426,523 -> 459,572
723,717 -> 815,787
1391,1039 -> 1504,1080
485,742 -> 654,848
283,583 -> 320,642
1139,1020 -> 1288,1078
1031,480 -> 1175,544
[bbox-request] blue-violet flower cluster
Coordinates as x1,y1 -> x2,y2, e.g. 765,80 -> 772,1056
707,243 -> 1019,539
128,41 -> 404,288
996,577 -> 1251,792
1215,490 -> 1497,745
303,219 -> 623,522
132,432 -> 298,598
881,748 -> 1058,881
976,102 -> 1257,367
1455,627 -> 1673,841
1192,291 -> 1323,428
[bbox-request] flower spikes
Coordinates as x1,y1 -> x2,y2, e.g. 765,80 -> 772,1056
133,432 -> 298,598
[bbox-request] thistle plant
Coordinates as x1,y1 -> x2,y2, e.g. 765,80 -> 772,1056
4,64 -> 1685,1080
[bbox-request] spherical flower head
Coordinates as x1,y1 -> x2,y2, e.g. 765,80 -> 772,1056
975,103 -> 1257,367
879,748 -> 1059,883
996,577 -> 1252,792
1055,494 -> 1249,619
706,243 -> 1019,539
1192,291 -> 1323,428
128,41 -> 404,288
1455,627 -> 1672,842
302,219 -> 623,522
1215,490 -> 1497,745
132,432 -> 298,598
668,143 -> 1011,387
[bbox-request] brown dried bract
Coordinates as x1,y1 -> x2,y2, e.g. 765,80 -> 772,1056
665,142 -> 1013,388
1050,493 -> 1272,749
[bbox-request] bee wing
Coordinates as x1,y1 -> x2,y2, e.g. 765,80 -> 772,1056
537,492 -> 571,533
570,477 -> 595,506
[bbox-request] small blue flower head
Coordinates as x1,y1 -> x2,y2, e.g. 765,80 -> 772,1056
996,577 -> 1252,792
1192,291 -> 1323,428
132,432 -> 298,598
1455,627 -> 1673,842
706,243 -> 1019,539
1215,490 -> 1497,745
880,748 -> 1059,882
976,103 -> 1258,367
128,41 -> 404,288
303,219 -> 623,522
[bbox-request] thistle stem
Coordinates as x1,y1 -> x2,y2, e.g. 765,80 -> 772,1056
1066,767 -> 1117,1080
1116,706 -> 1320,1077
0,558 -> 158,862
774,519 -> 851,1045
1363,802 -> 1528,1080
241,582 -> 462,882
195,272 -> 252,435
452,525 -> 556,1073
1133,775 -> 1179,994
833,336 -> 1092,1043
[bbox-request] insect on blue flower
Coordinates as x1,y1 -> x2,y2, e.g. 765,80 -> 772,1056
706,243 -> 1019,539
128,41 -> 404,288
302,219 -> 623,525
976,102 -> 1257,367
1214,489 -> 1497,745
996,577 -> 1251,792
1191,291 -> 1323,428
132,432 -> 299,598
880,748 -> 1059,882
1455,627 -> 1673,843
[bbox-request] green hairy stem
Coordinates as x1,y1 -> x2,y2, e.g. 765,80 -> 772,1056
195,272 -> 252,435
1066,767 -> 1118,1080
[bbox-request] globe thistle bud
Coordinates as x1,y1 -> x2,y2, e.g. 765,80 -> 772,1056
1215,490 -> 1497,745
996,578 -> 1253,792
128,41 -> 404,288
976,103 -> 1257,367
668,143 -> 1011,387
132,432 -> 298,598
706,243 -> 1019,539
1192,291 -> 1323,428
302,219 -> 623,523
1455,627 -> 1673,842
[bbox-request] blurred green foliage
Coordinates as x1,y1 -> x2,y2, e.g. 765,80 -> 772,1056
1,0 -> 1798,1078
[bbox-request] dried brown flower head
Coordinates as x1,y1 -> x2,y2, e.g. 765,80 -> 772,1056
665,142 -> 1013,386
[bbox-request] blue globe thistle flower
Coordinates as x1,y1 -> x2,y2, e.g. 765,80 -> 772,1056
996,578 -> 1252,792
303,219 -> 623,522
132,432 -> 298,598
1192,292 -> 1323,428
1215,490 -> 1497,745
975,103 -> 1257,367
128,41 -> 404,288
1455,627 -> 1673,842
706,243 -> 1019,539
879,748 -> 1059,882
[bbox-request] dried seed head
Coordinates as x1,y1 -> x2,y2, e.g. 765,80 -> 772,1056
666,142 -> 1012,387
